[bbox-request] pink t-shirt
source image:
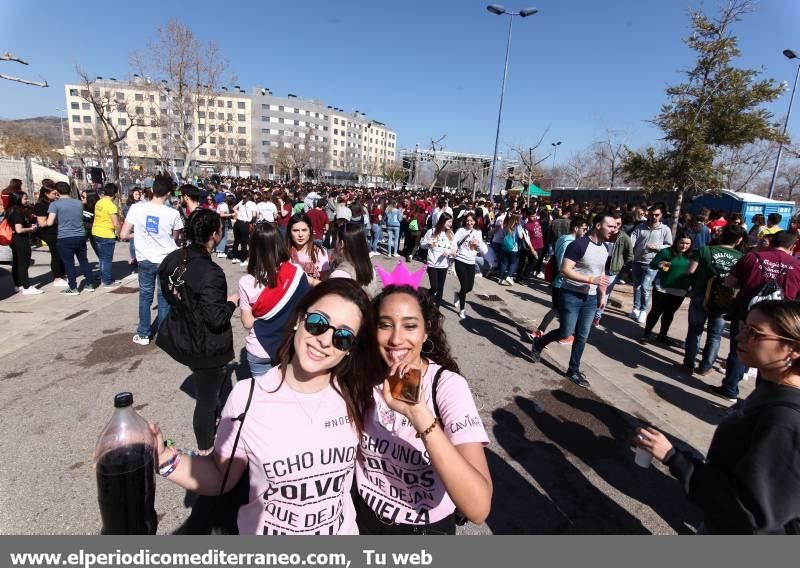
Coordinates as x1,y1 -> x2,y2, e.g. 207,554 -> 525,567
292,247 -> 330,279
215,369 -> 360,535
238,274 -> 269,359
354,363 -> 488,525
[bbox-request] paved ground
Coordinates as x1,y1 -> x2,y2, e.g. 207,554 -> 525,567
0,240 -> 752,535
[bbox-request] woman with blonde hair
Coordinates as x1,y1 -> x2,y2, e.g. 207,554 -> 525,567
637,299 -> 800,534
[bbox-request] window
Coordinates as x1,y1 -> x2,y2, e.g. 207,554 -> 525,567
227,100 -> 232,108
209,125 -> 216,132
135,93 -> 143,101
160,95 -> 166,102
82,103 -> 90,110
199,148 -> 207,156
151,133 -> 157,140
228,137 -> 235,145
135,106 -> 144,115
333,140 -> 338,146
237,101 -> 246,109
278,118 -> 284,124
262,115 -> 269,122
227,125 -> 233,133
323,126 -> 329,131
227,113 -> 232,120
151,145 -> 158,153
237,126 -> 246,134
83,116 -> 92,123
71,102 -> 79,110
217,100 -> 224,108
69,88 -> 78,96
237,114 -> 245,121
198,111 -> 206,118
198,99 -> 205,106
278,130 -> 284,136
262,104 -> 269,110
333,150 -> 338,156
138,132 -> 145,140
334,118 -> 339,125
118,118 -> 127,125
278,105 -> 284,111
138,144 -> 146,152
262,140 -> 269,146
334,129 -> 338,135
210,149 -> 216,156
210,137 -> 216,144
84,129 -> 93,136
238,138 -> 246,146
72,128 -> 81,135
294,120 -> 299,126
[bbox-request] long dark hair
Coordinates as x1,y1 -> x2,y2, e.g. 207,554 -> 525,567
6,191 -> 30,218
185,208 -> 221,255
37,180 -> 55,203
248,222 -> 290,288
274,279 -> 381,434
432,212 -> 454,239
337,222 -> 374,286
287,212 -> 321,264
373,285 -> 460,374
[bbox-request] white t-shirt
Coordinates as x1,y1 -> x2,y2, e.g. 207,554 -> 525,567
258,201 -> 278,223
125,201 -> 183,263
217,201 -> 230,218
216,369 -> 359,535
235,201 -> 259,223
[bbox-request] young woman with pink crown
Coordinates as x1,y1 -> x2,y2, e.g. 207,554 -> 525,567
353,261 -> 493,534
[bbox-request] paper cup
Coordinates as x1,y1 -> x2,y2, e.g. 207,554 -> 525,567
634,446 -> 653,468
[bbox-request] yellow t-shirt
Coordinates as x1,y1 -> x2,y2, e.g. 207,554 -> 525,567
92,198 -> 119,239
757,225 -> 781,240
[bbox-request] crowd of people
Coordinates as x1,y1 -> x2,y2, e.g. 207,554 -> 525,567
3,173 -> 800,534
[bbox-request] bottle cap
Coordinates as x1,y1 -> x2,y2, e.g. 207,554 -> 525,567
114,392 -> 134,408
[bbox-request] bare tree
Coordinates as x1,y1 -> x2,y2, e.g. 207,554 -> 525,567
427,135 -> 451,190
272,146 -> 292,181
778,150 -> 800,200
382,159 -> 406,188
565,148 -> 604,187
593,129 -> 628,187
130,20 -> 236,179
0,52 -> 48,87
308,136 -> 330,183
74,68 -> 143,183
715,140 -> 776,192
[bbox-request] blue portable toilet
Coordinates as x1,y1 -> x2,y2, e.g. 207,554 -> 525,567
690,190 -> 795,230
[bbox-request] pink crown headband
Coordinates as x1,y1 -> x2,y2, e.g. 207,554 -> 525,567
376,261 -> 427,290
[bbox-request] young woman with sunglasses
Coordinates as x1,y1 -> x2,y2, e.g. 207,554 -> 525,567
150,279 -> 382,535
287,213 -> 330,287
636,300 -> 800,534
354,283 -> 492,534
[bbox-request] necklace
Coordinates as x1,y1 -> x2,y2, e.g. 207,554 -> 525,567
286,381 -> 329,424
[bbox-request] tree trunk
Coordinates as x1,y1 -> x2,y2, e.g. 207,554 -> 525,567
671,190 -> 684,236
111,144 -> 121,184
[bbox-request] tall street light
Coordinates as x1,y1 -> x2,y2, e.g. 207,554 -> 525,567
551,140 -> 561,188
768,49 -> 800,199
485,4 -> 538,198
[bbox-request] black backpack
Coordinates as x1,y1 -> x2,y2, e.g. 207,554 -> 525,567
746,254 -> 787,312
431,367 -> 468,526
703,249 -> 736,316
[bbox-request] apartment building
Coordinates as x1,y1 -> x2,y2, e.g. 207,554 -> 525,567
64,77 -> 252,174
64,77 -> 397,181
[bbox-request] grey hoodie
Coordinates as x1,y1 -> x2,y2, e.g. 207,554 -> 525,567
630,221 -> 673,264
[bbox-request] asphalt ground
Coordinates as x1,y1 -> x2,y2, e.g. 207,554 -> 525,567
0,239 -> 738,535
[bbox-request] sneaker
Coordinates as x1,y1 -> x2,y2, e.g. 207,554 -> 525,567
558,336 -> 574,345
369,251 -> 379,257
707,384 -> 737,403
231,258 -> 240,264
132,334 -> 151,346
84,283 -> 97,293
592,316 -> 602,328
217,252 -> 227,258
102,281 -> 122,289
566,370 -> 591,389
21,287 -> 44,295
52,278 -> 69,288
527,329 -> 544,341
676,362 -> 693,374
459,309 -> 467,320
629,309 -> 640,320
638,333 -> 651,344
637,311 -> 647,325
656,335 -> 673,346
61,288 -> 80,296
506,277 -> 515,285
475,271 -> 483,278
536,271 -> 544,279
694,366 -> 711,377
530,341 -> 543,363
14,286 -> 23,293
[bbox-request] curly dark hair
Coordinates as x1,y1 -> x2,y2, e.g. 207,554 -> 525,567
372,284 -> 460,374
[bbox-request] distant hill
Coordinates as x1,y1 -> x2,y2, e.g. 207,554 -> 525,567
0,116 -> 66,148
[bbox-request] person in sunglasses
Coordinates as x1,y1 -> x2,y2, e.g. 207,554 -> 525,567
636,300 -> 800,534
354,280 -> 492,534
150,279 -> 382,535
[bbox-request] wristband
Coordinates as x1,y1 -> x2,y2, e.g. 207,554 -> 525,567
415,417 -> 441,440
159,451 -> 181,478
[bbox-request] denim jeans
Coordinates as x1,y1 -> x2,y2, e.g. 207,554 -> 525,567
128,239 -> 136,261
95,237 -> 116,285
595,274 -> 618,320
246,351 -> 272,377
632,262 -> 658,312
215,223 -> 229,254
499,249 -> 520,280
56,236 -> 94,290
536,289 -> 598,374
721,319 -> 748,398
387,225 -> 401,255
370,224 -> 383,253
137,260 -> 168,338
684,295 -> 726,372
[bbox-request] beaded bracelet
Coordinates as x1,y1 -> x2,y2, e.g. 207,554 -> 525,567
158,449 -> 181,478
415,417 -> 440,439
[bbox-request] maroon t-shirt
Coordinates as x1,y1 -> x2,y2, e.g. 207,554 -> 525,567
370,207 -> 382,225
524,220 -> 544,250
730,249 -> 800,309
307,208 -> 328,240
276,203 -> 292,228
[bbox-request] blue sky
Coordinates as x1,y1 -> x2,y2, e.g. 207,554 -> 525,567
1,0 -> 797,165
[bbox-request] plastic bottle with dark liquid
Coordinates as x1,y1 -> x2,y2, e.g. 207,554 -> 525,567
94,392 -> 158,535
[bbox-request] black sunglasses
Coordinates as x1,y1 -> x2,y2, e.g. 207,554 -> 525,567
303,312 -> 356,351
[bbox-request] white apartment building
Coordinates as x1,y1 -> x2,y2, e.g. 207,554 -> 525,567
64,77 -> 252,175
64,78 -> 397,182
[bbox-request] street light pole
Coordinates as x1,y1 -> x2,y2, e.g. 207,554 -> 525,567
768,49 -> 800,199
485,5 -> 538,199
526,146 -> 533,208
551,141 -> 561,188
